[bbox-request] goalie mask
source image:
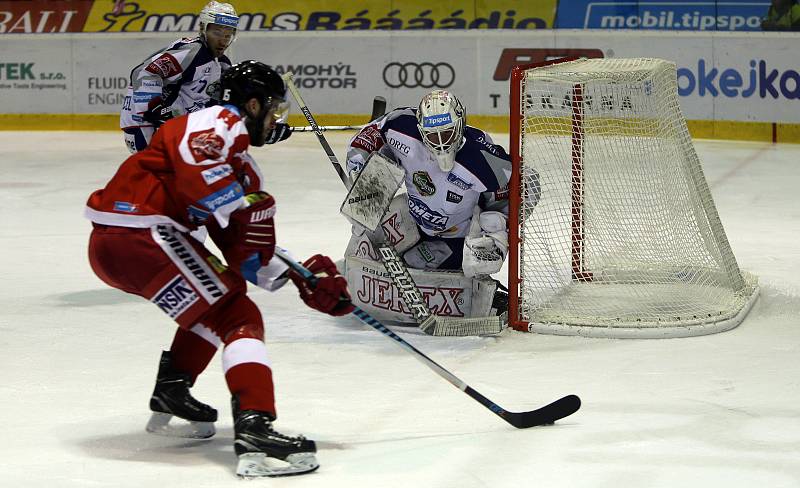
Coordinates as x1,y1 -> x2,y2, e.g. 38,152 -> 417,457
221,61 -> 290,147
417,90 -> 465,172
198,1 -> 239,57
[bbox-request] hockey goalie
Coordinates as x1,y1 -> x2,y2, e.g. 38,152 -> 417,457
340,90 -> 536,327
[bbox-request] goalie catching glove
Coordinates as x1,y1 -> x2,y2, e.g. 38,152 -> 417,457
224,192 -> 277,272
289,255 -> 355,316
462,210 -> 509,278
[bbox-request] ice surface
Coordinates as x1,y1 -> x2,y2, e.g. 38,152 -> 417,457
0,131 -> 798,487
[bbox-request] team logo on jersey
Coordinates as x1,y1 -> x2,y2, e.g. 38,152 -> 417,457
446,191 -> 463,204
352,124 -> 382,153
152,276 -> 199,319
145,53 -> 182,78
201,164 -> 233,185
408,196 -> 448,231
412,171 -> 436,196
446,172 -> 473,190
188,128 -> 225,163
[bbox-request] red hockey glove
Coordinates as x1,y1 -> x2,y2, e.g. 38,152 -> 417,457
226,192 -> 277,268
289,254 -> 355,316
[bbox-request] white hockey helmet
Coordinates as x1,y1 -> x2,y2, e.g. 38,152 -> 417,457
416,90 -> 465,172
199,1 -> 239,35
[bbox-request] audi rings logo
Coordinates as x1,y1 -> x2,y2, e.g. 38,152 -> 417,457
382,62 -> 455,89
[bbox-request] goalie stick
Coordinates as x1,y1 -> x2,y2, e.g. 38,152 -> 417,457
291,97 -> 387,133
275,247 -> 581,428
282,73 -> 504,337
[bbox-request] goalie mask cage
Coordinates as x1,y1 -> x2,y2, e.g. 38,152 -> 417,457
508,57 -> 758,338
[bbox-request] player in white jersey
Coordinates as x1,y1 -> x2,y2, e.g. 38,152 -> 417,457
119,2 -> 293,154
341,90 -> 538,324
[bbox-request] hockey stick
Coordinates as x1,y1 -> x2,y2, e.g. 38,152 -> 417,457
282,73 -> 503,337
275,248 -> 581,428
291,96 -> 387,133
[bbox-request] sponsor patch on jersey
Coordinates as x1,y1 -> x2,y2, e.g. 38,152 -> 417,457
446,190 -> 463,204
152,276 -> 199,319
132,91 -> 159,104
446,172 -> 473,190
113,201 -> 138,213
188,128 -> 226,163
145,53 -> 182,78
201,164 -> 233,185
198,182 -> 243,212
408,196 -> 449,231
387,136 -> 410,155
412,171 -> 436,196
423,113 -> 452,128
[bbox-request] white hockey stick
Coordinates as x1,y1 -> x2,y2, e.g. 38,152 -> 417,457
291,97 -> 386,133
282,73 -> 504,337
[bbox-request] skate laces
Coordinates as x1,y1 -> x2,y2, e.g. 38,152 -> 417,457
244,412 -> 308,442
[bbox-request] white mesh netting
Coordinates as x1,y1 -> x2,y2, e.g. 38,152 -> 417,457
514,58 -> 758,338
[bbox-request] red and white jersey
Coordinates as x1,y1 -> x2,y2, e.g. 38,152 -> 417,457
87,105 -> 262,233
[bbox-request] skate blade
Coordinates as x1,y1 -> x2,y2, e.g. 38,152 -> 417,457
236,452 -> 320,478
145,412 -> 215,439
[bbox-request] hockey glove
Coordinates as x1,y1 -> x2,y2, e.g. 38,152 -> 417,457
226,192 -> 277,270
462,211 -> 509,278
142,98 -> 175,128
289,254 -> 355,316
265,123 -> 291,145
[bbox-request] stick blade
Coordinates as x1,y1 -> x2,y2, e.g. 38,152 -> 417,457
371,96 -> 387,121
503,394 -> 581,429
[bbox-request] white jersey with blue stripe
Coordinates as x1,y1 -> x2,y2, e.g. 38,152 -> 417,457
347,108 -> 512,239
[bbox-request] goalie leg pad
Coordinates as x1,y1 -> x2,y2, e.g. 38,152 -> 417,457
342,255 -> 492,323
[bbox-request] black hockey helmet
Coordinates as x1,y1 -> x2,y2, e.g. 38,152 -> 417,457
221,60 -> 288,146
221,60 -> 286,109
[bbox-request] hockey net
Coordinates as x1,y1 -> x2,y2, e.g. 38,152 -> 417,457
508,57 -> 758,338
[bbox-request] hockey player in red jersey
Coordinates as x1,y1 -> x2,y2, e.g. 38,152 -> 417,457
86,60 -> 352,477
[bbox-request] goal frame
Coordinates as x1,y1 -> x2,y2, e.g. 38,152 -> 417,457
507,57 -> 758,336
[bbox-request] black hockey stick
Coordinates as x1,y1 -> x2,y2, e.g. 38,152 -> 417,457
275,248 -> 581,428
291,97 -> 387,133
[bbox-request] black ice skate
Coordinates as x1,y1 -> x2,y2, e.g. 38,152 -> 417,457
145,350 -> 218,439
233,398 -> 319,477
